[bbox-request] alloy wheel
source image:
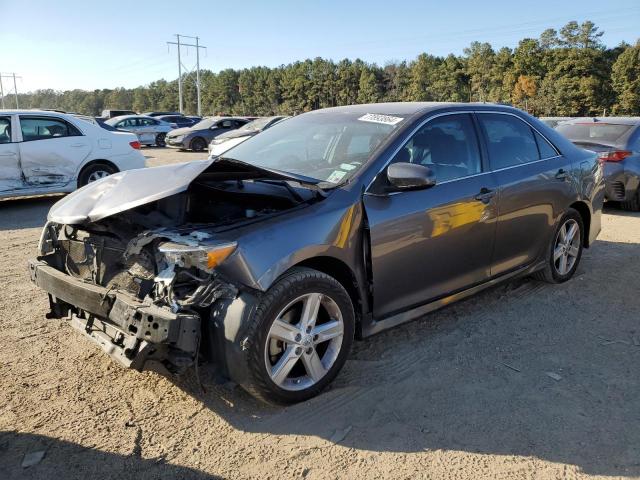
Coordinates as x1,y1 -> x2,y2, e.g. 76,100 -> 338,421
87,170 -> 111,183
553,218 -> 580,275
264,292 -> 344,391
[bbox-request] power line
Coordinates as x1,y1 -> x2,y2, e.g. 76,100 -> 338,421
167,34 -> 207,115
0,73 -> 22,109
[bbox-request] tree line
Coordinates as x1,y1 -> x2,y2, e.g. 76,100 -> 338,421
12,21 -> 640,117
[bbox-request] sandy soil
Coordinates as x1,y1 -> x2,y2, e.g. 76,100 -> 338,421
1,147 -> 639,479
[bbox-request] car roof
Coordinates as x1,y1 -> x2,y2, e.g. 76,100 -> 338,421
108,114 -> 158,121
305,102 -> 519,116
0,109 -> 75,116
561,117 -> 640,126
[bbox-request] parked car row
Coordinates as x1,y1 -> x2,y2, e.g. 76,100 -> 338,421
0,109 -> 145,199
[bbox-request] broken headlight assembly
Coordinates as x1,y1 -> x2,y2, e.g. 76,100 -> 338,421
154,241 -> 238,311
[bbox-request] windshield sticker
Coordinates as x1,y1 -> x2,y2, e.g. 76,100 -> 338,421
326,170 -> 347,183
340,163 -> 357,171
358,113 -> 404,125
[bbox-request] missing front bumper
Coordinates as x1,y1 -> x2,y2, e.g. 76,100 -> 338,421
29,259 -> 200,373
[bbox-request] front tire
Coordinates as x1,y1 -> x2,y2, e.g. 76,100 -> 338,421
190,137 -> 207,152
236,267 -> 354,404
533,208 -> 584,283
77,162 -> 117,188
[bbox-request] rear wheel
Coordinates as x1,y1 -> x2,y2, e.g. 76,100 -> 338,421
78,163 -> 117,187
235,267 -> 354,404
533,208 -> 583,283
190,137 -> 207,152
155,132 -> 166,147
621,188 -> 640,211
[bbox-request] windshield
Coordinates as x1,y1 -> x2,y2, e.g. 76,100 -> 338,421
556,123 -> 632,144
240,117 -> 279,133
223,111 -> 405,184
192,117 -> 218,129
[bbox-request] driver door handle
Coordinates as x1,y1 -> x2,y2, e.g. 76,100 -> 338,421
474,187 -> 495,204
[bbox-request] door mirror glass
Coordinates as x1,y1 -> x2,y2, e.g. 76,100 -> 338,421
387,162 -> 435,190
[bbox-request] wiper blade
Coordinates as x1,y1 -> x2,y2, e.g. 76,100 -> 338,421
253,179 -> 305,202
217,156 -> 324,192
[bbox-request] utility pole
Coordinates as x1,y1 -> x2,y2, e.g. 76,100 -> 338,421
167,34 -> 206,115
0,73 -> 21,108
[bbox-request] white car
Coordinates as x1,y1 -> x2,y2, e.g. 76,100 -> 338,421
106,115 -> 175,147
0,110 -> 146,200
207,116 -> 288,159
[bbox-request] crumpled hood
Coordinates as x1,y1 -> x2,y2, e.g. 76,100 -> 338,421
48,160 -> 213,224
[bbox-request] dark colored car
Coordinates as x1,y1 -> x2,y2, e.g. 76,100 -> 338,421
157,115 -> 199,128
556,117 -> 640,210
29,102 -> 603,404
143,111 -> 182,117
165,116 -> 250,151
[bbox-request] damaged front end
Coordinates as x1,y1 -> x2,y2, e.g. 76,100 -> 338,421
29,158 -> 323,374
30,221 -> 239,373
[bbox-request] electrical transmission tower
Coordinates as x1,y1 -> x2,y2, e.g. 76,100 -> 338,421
167,34 -> 207,116
0,73 -> 22,109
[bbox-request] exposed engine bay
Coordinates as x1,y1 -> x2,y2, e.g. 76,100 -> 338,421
31,162 -> 323,374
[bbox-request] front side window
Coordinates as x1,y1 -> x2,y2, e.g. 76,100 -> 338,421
0,117 -> 11,144
20,116 -> 81,141
477,113 -> 540,170
388,113 -> 482,183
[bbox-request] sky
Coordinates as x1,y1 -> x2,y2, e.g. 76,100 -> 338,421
1,0 -> 638,94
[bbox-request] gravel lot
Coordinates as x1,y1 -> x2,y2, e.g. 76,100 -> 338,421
1,147 -> 639,479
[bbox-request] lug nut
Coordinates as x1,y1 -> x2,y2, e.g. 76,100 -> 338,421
306,326 -> 312,333
306,348 -> 313,354
313,334 -> 319,341
295,347 -> 302,355
295,333 -> 302,342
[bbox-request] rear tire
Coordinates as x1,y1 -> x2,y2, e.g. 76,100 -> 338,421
155,132 -> 166,147
533,208 -> 583,283
77,162 -> 117,188
621,188 -> 640,212
234,267 -> 355,405
190,137 -> 207,152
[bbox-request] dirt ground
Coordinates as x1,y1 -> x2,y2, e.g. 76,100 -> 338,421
1,147 -> 639,479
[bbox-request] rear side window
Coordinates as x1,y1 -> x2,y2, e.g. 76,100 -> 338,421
0,117 -> 11,144
19,116 -> 82,141
534,131 -> 558,159
478,113 -> 540,170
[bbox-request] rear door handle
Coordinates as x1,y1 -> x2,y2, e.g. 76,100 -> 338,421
71,143 -> 86,148
474,187 -> 495,204
555,169 -> 568,180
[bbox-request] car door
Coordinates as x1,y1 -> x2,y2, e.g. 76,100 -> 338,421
0,115 -> 22,192
363,113 -> 498,319
138,118 -> 159,144
18,115 -> 91,185
475,112 -> 575,276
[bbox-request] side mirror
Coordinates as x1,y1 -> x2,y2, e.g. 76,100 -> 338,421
387,162 -> 436,190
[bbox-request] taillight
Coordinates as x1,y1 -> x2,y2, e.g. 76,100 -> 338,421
129,141 -> 141,150
597,150 -> 631,163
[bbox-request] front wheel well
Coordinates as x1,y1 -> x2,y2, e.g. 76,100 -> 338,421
293,257 -> 363,334
569,201 -> 591,247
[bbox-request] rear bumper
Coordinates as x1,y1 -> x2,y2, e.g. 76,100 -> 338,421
29,259 -> 200,373
603,162 -> 640,202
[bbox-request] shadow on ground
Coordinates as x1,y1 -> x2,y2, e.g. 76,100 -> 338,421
0,432 -> 219,480
171,239 -> 640,477
0,196 -> 60,231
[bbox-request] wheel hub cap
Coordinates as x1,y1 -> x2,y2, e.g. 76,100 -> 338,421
264,292 -> 344,391
553,218 -> 580,276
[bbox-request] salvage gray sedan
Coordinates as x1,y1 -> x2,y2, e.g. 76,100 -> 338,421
29,102 -> 604,404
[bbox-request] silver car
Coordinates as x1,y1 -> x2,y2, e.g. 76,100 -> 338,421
106,115 -> 174,147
